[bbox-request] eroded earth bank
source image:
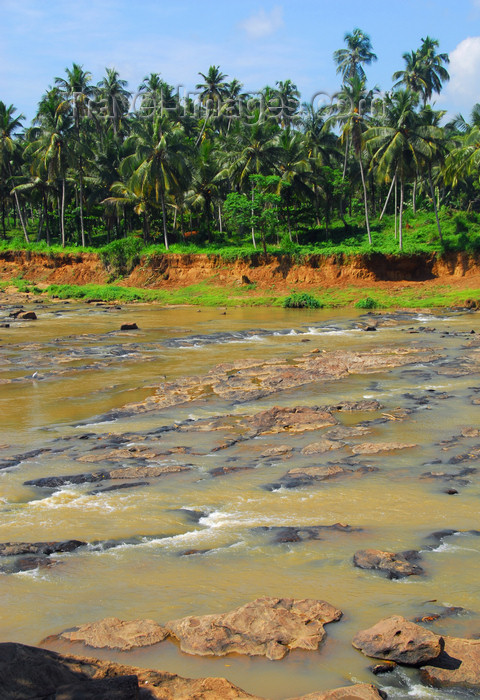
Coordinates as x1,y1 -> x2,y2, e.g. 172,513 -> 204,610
0,299 -> 479,699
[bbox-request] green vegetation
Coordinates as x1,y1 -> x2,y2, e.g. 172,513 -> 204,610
1,32 -> 479,260
283,292 -> 323,308
355,296 -> 381,309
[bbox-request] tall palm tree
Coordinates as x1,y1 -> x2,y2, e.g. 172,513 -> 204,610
55,64 -> 94,245
335,76 -> 375,243
137,73 -> 177,117
393,38 -> 449,106
0,102 -> 29,242
195,66 -> 228,144
275,129 -> 311,240
365,89 -> 439,250
121,116 -> 189,248
333,28 -> 377,82
96,68 -> 131,135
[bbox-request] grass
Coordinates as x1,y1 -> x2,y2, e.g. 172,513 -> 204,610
0,280 -> 463,309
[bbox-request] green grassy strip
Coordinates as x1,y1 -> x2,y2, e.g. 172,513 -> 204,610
29,281 -> 480,308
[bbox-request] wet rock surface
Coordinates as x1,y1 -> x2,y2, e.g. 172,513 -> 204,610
353,549 -> 424,579
166,597 -> 342,660
51,617 -> 169,651
420,635 -> 480,689
0,540 -> 85,556
352,615 -> 443,665
264,464 -> 376,491
25,465 -> 191,489
255,524 -> 362,543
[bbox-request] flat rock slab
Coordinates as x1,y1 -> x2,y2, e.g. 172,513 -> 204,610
265,465 -> 376,491
351,442 -> 417,455
301,440 -> 343,455
25,465 -> 190,489
256,524 -> 361,543
166,597 -> 342,661
352,615 -> 442,665
420,635 -> 480,689
353,549 -> 424,579
0,642 -> 260,699
53,617 -> 168,651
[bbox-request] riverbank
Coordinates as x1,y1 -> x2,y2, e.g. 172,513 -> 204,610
1,249 -> 480,308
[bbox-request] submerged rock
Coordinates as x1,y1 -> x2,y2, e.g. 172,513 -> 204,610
353,549 -> 424,579
0,540 -> 85,557
24,465 -> 191,488
166,596 -> 342,661
264,465 -> 376,491
256,524 -> 361,543
51,617 -> 168,651
352,615 -> 442,665
120,322 -> 138,331
351,442 -> 417,455
288,684 -> 386,699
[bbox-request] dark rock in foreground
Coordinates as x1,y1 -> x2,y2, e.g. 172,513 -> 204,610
353,549 -> 424,579
24,465 -> 190,488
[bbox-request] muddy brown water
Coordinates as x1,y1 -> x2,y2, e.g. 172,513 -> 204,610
0,300 -> 479,699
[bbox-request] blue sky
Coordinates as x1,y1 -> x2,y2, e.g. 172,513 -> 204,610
3,0 -> 480,123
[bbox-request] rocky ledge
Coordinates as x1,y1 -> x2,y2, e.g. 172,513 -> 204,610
0,642 -> 386,699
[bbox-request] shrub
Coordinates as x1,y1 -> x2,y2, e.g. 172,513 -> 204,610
283,292 -> 323,309
99,237 -> 144,276
355,296 -> 379,309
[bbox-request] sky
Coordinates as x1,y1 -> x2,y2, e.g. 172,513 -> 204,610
2,0 -> 480,123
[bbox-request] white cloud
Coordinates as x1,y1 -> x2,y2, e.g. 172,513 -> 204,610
442,36 -> 480,113
239,6 -> 284,40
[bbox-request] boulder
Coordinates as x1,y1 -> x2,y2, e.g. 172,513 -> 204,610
257,524 -> 361,543
0,642 -> 260,699
120,323 -> 138,331
265,465 -> 376,491
19,311 -> 37,320
352,615 -> 443,665
166,597 -> 342,661
287,685 -> 386,699
261,445 -> 293,457
353,549 -> 424,579
53,617 -> 168,651
54,675 -> 139,699
420,635 -> 480,689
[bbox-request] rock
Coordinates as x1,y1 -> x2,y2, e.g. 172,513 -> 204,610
353,549 -> 424,579
19,311 -> 37,320
369,661 -> 397,675
261,445 -> 293,457
363,326 -> 377,332
0,555 -> 62,574
420,635 -> 480,689
351,442 -> 417,455
54,675 -> 140,699
25,465 -> 190,488
461,427 -> 480,438
413,607 -> 466,624
301,440 -> 343,455
0,540 -> 85,557
265,465 -> 376,491
0,642 -> 260,699
256,524 -> 361,544
54,617 -> 168,651
166,597 -> 342,661
0,323 -> 9,328
352,615 -> 443,665
120,323 -> 138,331
287,684 -> 386,699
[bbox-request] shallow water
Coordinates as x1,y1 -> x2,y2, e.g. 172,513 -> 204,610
1,299 -> 479,698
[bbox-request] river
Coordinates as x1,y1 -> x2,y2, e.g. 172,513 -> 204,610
0,299 -> 479,699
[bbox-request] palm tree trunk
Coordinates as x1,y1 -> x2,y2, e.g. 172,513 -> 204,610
399,179 -> 404,252
160,190 -> 169,250
394,177 -> 398,240
9,165 -> 29,243
428,167 -> 443,243
79,171 -> 85,247
218,204 -> 223,233
1,201 -> 6,238
380,174 -> 396,221
61,178 -> 66,247
412,177 -> 417,215
358,156 -> 371,245
43,192 -> 50,246
251,187 -> 257,249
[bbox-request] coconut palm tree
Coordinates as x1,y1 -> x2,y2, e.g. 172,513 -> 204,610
333,28 -> 377,82
195,66 -> 228,144
121,116 -> 189,248
0,102 -> 29,242
96,68 -> 131,135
